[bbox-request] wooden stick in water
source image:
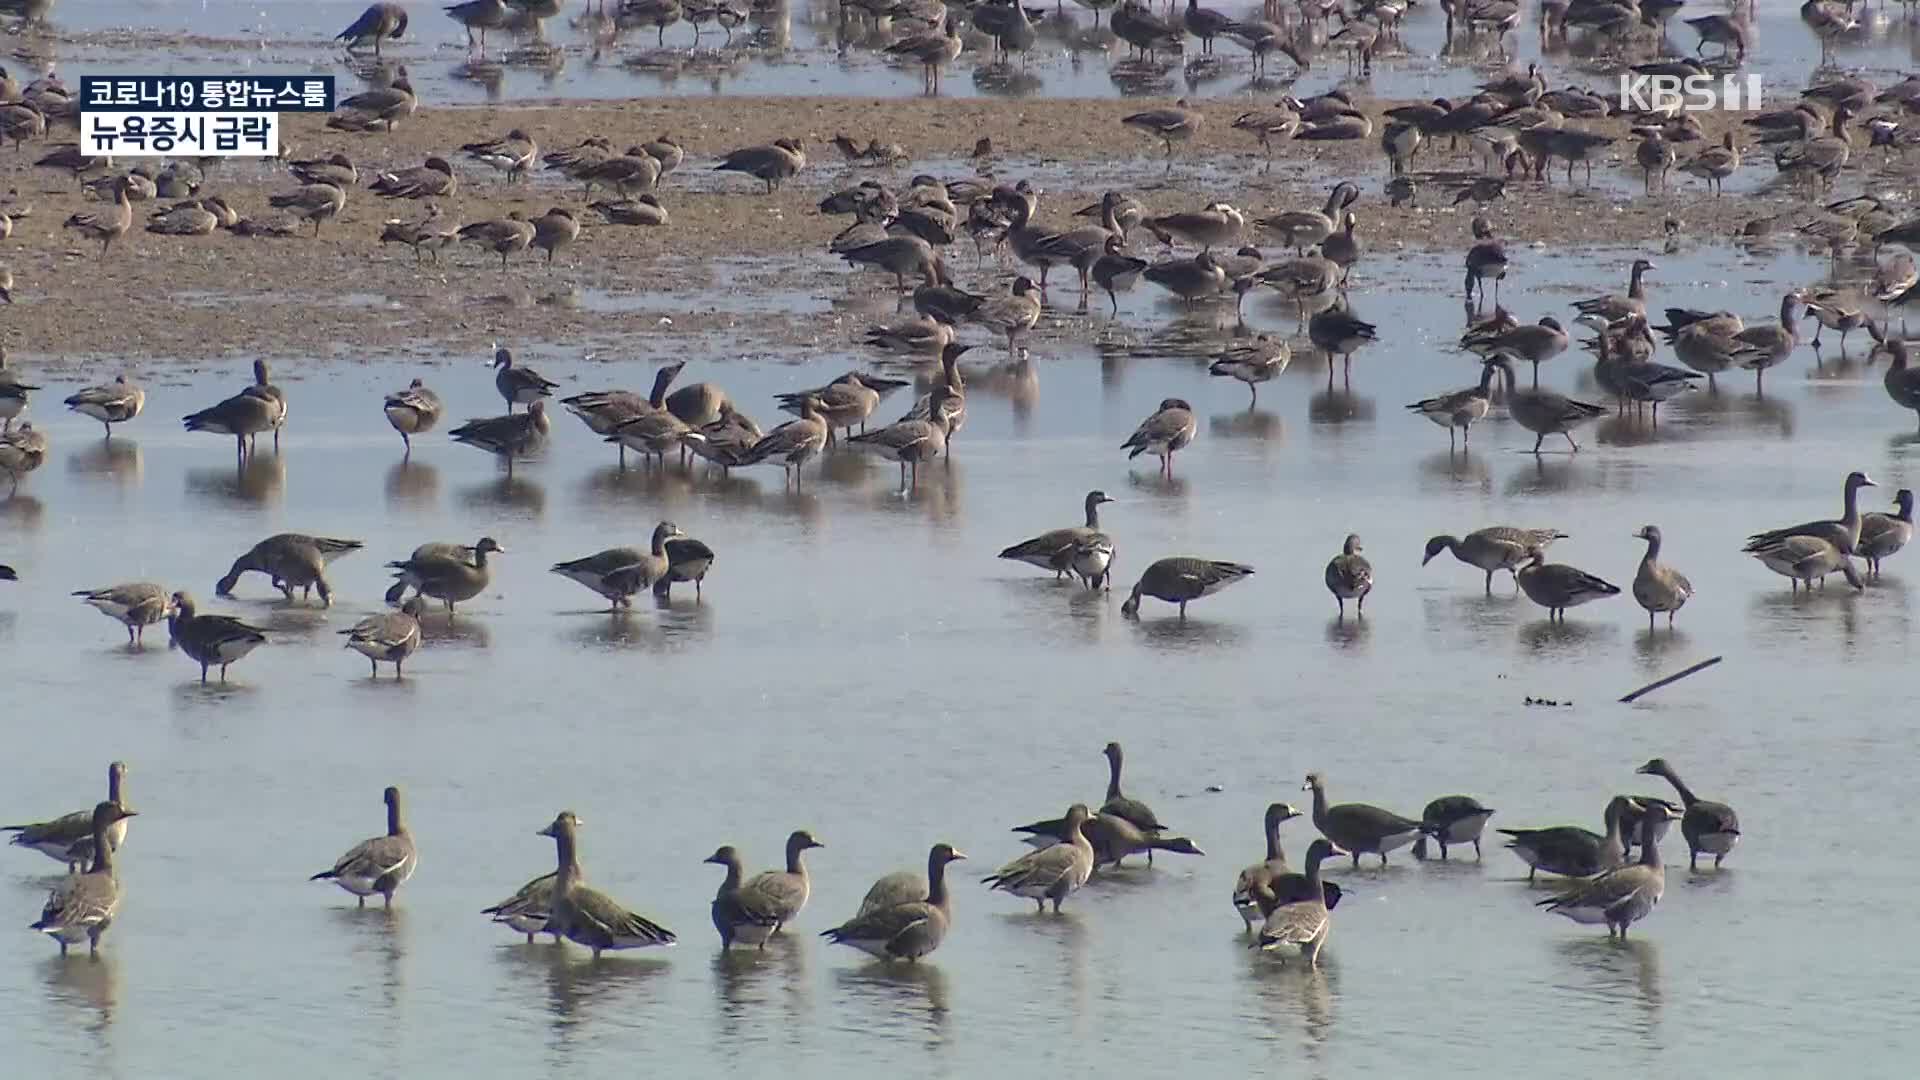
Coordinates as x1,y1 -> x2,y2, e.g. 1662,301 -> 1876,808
1619,656 -> 1724,704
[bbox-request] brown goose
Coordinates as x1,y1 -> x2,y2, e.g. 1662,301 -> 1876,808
1743,470 -> 1876,556
73,583 -> 173,645
704,845 -> 784,949
549,522 -> 686,609
1515,547 -> 1621,620
998,490 -> 1116,589
742,396 -> 829,488
1858,489 -> 1914,576
383,378 -> 442,453
64,375 -> 145,439
31,802 -> 137,956
846,386 -> 952,491
1535,803 -> 1680,938
450,399 -> 550,475
1631,525 -> 1693,629
1422,526 -> 1570,595
1120,557 -> 1253,618
267,180 -> 346,236
1636,758 -> 1740,870
339,597 -> 425,678
1499,796 -> 1639,882
5,762 -> 132,872
727,830 -> 824,940
370,157 -> 456,200
459,212 -> 536,269
1410,796 -> 1496,860
1481,354 -> 1606,454
538,811 -> 676,957
386,537 -> 504,613
985,804 -> 1095,913
167,591 -> 268,683
1573,258 -> 1655,323
1324,534 -> 1373,619
1121,397 -> 1196,476
61,177 -> 132,254
1303,772 -> 1428,868
310,786 -> 417,908
821,843 -> 966,961
1233,802 -> 1329,930
1249,838 -> 1342,968
216,533 -> 363,607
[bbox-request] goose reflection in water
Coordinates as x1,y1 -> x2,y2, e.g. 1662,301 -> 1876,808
460,476 -> 546,517
67,440 -> 142,485
384,460 -> 438,506
1418,448 -> 1490,487
834,962 -> 950,1034
1519,617 -> 1616,653
43,951 -> 119,1035
186,453 -> 284,507
1557,936 -> 1662,1038
1209,409 -> 1282,442
1309,387 -> 1375,427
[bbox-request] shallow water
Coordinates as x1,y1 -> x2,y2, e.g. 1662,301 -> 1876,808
36,0 -> 1920,105
4,229 -> 1920,1074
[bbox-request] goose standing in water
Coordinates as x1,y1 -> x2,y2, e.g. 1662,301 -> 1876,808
1463,215 -> 1508,310
310,786 -> 417,908
246,359 -> 288,451
709,830 -> 824,945
1250,839 -> 1343,968
6,762 -> 132,873
215,533 -> 363,607
1535,803 -> 1680,938
339,597 -> 425,678
63,375 -> 144,439
1630,525 -> 1693,629
1308,302 -> 1378,387
885,18 -> 964,95
550,521 -> 687,609
1728,291 -> 1804,394
386,536 -> 505,614
1743,470 -> 1875,556
1881,338 -> 1920,431
167,591 -> 268,683
1256,182 -> 1359,254
1636,758 -> 1740,870
182,384 -> 277,462
1233,802 -> 1342,930
1121,397 -> 1196,476
821,844 -> 965,961
1858,489 -> 1914,577
538,811 -> 677,957
1119,557 -> 1253,618
1481,354 -> 1606,453
1406,362 -> 1498,451
1515,547 -> 1620,620
1303,772 -> 1427,868
483,870 -> 564,943
492,347 -> 558,411
985,804 -> 1095,913
1209,335 -> 1289,405
1324,534 -> 1373,619
1574,258 -> 1656,323
998,490 -> 1116,590
383,378 -> 442,455
1422,526 -> 1569,594
743,396 -> 830,489
1461,316 -> 1568,388
30,802 -> 137,956
1499,796 -> 1639,882
973,276 -> 1042,353
1410,796 -> 1496,860
847,385 -> 954,492
73,583 -> 173,645
450,399 -> 550,475
0,421 -> 45,494
1748,534 -> 1863,592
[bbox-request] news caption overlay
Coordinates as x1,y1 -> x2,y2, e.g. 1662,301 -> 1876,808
80,76 -> 335,158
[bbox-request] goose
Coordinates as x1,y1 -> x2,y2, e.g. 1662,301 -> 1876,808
492,347 -> 558,411
266,180 -> 345,236
1303,772 -> 1427,868
605,403 -> 691,468
29,802 -> 137,956
580,147 -> 661,199
1423,527 -> 1570,596
1515,547 -> 1620,620
656,535 -> 716,599
1010,742 -> 1183,866
290,153 -> 357,189
563,364 -> 681,460
1499,796 -> 1639,881
529,208 -> 579,267
821,844 -> 966,961
985,804 -> 1095,913
338,3 -> 409,54
1410,796 -> 1496,860
386,537 -> 505,613
1669,318 -> 1742,387
1461,316 -> 1568,388
73,583 -> 173,645
538,811 -> 675,957
167,591 -> 268,683
383,378 -> 442,453
1749,534 -> 1864,592
665,378 -> 730,429
1635,758 -> 1739,870
1120,557 -> 1253,618
1800,290 -> 1866,353
1111,0 -> 1182,58
1728,291 -> 1804,392
380,205 -> 459,262
339,597 -> 424,678
1233,102 -> 1302,166
1209,336 -> 1290,405
744,397 -> 830,488
1678,132 -> 1739,195
445,0 -> 510,49
0,350 -> 33,431
776,370 -> 903,436
1635,132 -> 1677,194
550,522 -> 686,608
545,136 -> 616,189
1481,354 -> 1606,454
1463,215 -> 1508,309
1319,212 -> 1363,285
847,386 -> 953,490
839,235 -> 941,292
0,421 -> 47,492
1142,202 -> 1244,253
462,128 -> 537,181
865,314 -> 955,356
1630,525 -> 1693,629
1144,251 -> 1228,303
1743,470 -> 1875,556
1325,534 -> 1372,618
145,200 -> 217,236
998,490 -> 1116,589
483,871 -> 564,942
459,212 -> 536,269
1588,316 -> 1701,422
1309,302 -> 1378,385
1088,235 -> 1148,316
1535,803 -> 1680,938
1858,489 -> 1914,577
973,0 -> 1037,61
1255,182 -> 1359,255
216,533 -> 363,607
1231,803 -> 1346,930
450,400 -> 550,474
735,830 -> 823,939
973,276 -> 1042,352
1685,12 -> 1751,61
684,404 -> 763,476
1122,99 -> 1203,166
704,845 -> 783,949
241,358 -> 288,452
370,158 -> 457,200
715,138 -> 806,194
1406,362 -> 1499,452
884,18 -> 964,94
61,177 -> 132,254
1249,839 -> 1343,968
589,194 -> 669,228
1573,258 -> 1655,322
1881,338 -> 1920,432
310,786 -> 416,908
1121,397 -> 1196,476
6,762 -> 132,872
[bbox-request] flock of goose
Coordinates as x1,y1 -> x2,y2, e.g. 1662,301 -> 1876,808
7,746 -> 1739,964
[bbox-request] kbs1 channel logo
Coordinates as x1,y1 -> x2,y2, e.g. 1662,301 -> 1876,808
79,76 -> 335,158
1618,71 -> 1765,115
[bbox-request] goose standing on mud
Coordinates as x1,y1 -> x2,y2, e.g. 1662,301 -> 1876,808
383,378 -> 442,454
1422,526 -> 1569,594
1121,397 -> 1196,476
1257,182 -> 1359,254
999,490 -> 1117,590
715,138 -> 806,194
62,176 -> 132,254
1515,547 -> 1620,620
63,375 -> 144,439
1631,525 -> 1693,629
1324,534 -> 1372,619
1122,99 -> 1203,169
1120,557 -> 1253,618
1636,758 -> 1740,870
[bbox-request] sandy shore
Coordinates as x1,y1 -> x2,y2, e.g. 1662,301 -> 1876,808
0,93 -> 1812,370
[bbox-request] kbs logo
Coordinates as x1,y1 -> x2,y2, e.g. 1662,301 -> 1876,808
1618,73 -> 1764,114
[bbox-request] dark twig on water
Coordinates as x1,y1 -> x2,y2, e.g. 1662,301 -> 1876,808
1619,656 -> 1724,704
